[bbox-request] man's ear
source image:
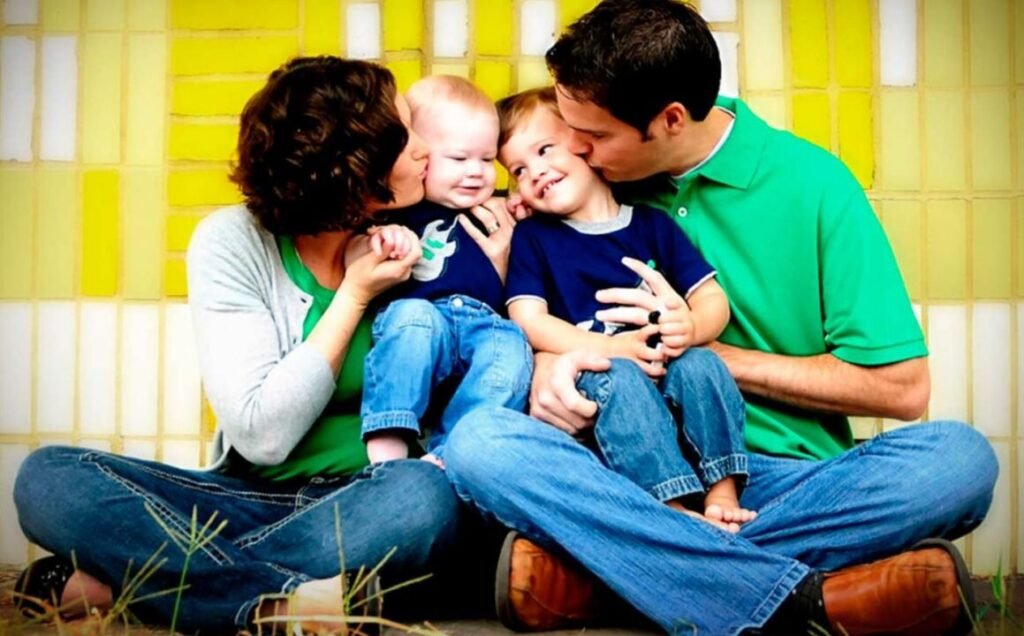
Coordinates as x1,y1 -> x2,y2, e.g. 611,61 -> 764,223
658,102 -> 689,136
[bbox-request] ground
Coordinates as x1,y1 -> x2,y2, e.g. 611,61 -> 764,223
2,565 -> 1022,635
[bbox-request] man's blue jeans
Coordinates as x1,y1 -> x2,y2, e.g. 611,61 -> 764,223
444,409 -> 997,635
362,296 -> 532,455
578,351 -> 747,502
14,448 -> 471,632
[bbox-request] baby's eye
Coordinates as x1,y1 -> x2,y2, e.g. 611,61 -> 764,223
511,166 -> 524,178
484,156 -> 496,163
449,156 -> 466,162
538,144 -> 554,156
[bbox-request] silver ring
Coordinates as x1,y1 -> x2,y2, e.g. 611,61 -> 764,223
486,224 -> 499,233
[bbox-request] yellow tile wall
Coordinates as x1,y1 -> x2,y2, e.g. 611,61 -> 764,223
1,0 -> 1021,574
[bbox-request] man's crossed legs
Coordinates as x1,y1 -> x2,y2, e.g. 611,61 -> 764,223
444,408 -> 997,635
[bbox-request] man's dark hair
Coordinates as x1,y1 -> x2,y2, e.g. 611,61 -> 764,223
231,56 -> 408,236
545,0 -> 721,134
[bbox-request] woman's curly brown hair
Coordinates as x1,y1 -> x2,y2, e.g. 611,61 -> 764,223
231,57 -> 409,236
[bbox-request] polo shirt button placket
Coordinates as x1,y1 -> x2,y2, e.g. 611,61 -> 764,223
677,206 -> 689,218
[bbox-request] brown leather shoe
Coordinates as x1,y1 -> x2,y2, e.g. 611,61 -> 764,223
822,539 -> 975,636
494,531 -> 603,631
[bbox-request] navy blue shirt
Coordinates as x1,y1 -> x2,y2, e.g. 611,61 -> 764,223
506,205 -> 715,334
379,201 -> 504,312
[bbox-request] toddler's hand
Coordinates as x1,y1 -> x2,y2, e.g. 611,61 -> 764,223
608,324 -> 667,378
366,434 -> 410,464
655,295 -> 695,358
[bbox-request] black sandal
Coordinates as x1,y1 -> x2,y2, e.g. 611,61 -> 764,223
13,555 -> 75,618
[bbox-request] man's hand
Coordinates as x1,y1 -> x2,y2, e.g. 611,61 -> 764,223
530,350 -> 611,435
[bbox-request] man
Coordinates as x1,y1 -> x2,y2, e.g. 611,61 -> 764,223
443,1 -> 998,634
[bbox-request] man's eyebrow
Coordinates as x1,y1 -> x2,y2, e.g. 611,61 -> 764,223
566,124 -> 602,136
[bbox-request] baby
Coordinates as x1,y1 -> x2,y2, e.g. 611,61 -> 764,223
357,76 -> 531,466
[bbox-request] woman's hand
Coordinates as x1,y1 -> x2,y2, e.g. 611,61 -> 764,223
458,200 -> 517,281
339,227 -> 420,307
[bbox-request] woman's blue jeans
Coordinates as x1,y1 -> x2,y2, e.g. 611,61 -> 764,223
578,351 -> 748,503
444,409 -> 998,635
14,448 -> 471,632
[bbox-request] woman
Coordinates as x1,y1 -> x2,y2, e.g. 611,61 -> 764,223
13,56 -> 473,632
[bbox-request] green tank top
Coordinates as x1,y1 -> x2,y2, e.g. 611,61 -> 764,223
248,236 -> 372,480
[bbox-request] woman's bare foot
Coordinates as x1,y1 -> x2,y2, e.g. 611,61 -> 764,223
258,576 -> 348,632
704,477 -> 757,533
59,570 -> 113,618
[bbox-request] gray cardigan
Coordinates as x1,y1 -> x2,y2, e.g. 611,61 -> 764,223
187,205 -> 338,470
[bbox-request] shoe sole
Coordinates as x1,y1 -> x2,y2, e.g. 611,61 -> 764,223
911,538 -> 975,636
495,530 -> 523,631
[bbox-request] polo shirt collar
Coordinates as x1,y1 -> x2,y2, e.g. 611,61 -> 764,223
682,96 -> 769,190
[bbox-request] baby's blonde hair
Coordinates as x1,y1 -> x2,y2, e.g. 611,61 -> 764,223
406,75 -> 497,127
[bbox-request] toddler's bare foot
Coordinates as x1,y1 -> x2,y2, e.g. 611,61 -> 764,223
421,453 -> 445,469
704,500 -> 757,534
667,499 -> 736,533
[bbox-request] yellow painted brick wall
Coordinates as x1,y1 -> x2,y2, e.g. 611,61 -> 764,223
0,0 -> 1020,574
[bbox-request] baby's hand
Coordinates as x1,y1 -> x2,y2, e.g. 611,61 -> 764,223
366,434 -> 409,464
367,225 -> 417,260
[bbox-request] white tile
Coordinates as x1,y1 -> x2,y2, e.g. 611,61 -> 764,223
926,306 -> 968,422
520,0 -> 555,56
36,302 -> 75,433
78,303 -> 117,436
163,304 -> 201,436
0,303 -> 32,434
40,36 -> 77,161
0,445 -> 31,564
700,0 -> 736,22
162,439 -> 201,469
0,37 -> 35,161
972,304 -> 1011,437
879,0 -> 917,86
121,305 -> 159,437
712,32 -> 740,98
4,0 -> 37,24
123,439 -> 157,461
1018,304 -> 1024,434
346,3 -> 380,60
433,0 -> 467,58
971,440 -> 1010,576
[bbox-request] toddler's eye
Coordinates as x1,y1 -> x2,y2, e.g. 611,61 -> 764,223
538,144 -> 554,156
511,166 -> 524,178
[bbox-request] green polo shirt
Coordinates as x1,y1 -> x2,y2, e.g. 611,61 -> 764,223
618,96 -> 927,461
248,236 -> 372,480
